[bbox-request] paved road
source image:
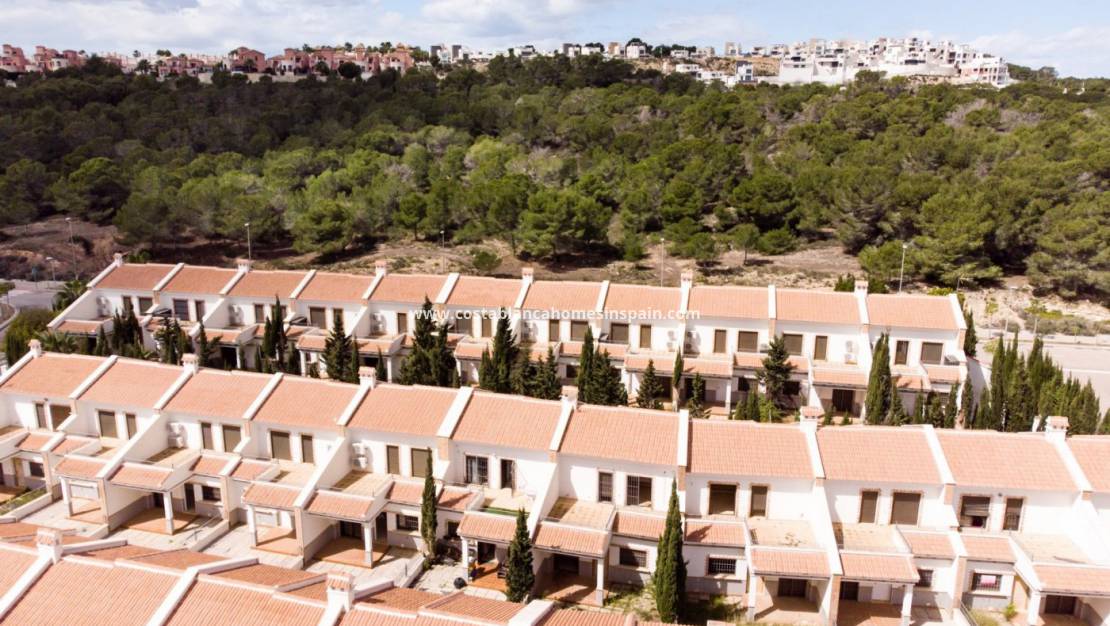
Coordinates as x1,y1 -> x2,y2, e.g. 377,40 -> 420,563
978,334 -> 1110,413
0,280 -> 61,361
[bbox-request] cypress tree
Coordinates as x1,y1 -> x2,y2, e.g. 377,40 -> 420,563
323,312 -> 351,381
1099,408 -> 1110,435
254,346 -> 265,372
533,348 -> 561,400
963,308 -> 977,357
912,392 -> 925,424
374,347 -> 385,382
864,334 -> 891,424
686,373 -> 708,419
93,326 -> 111,356
671,352 -> 684,406
745,390 -> 762,422
943,388 -> 958,429
759,335 -> 795,408
988,336 -> 1007,430
262,314 -> 276,361
433,324 -> 458,387
576,327 -> 596,400
346,340 -> 360,383
637,359 -> 664,409
420,454 -> 438,558
593,350 -> 628,406
654,483 -> 685,623
484,309 -> 517,393
504,509 -> 534,603
959,375 -> 975,428
975,387 -> 992,430
398,299 -> 437,385
286,345 -> 302,375
196,322 -> 213,367
478,349 -> 495,389
272,296 -> 288,366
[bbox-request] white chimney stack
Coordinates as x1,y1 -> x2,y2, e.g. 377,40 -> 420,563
182,353 -> 199,374
28,339 -> 43,358
325,572 -> 355,612
358,366 -> 377,389
374,259 -> 388,277
236,258 -> 252,273
36,527 -> 64,563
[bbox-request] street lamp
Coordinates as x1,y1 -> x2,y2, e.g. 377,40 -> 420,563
45,257 -> 57,282
64,217 -> 77,280
660,237 -> 666,287
440,230 -> 445,273
244,222 -> 252,260
897,243 -> 909,294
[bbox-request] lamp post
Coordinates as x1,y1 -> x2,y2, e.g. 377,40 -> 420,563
65,217 -> 77,280
440,230 -> 445,273
46,257 -> 57,282
897,243 -> 908,294
244,222 -> 252,261
659,237 -> 666,287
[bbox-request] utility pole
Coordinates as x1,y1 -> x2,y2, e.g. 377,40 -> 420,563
659,237 -> 666,287
440,230 -> 445,273
244,222 -> 252,260
897,243 -> 908,294
65,217 -> 78,280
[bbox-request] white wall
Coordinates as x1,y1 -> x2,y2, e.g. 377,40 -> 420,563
686,317 -> 769,356
685,473 -> 813,520
558,454 -> 675,512
824,480 -> 947,527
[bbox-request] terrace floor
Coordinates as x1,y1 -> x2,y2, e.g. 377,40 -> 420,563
201,523 -> 302,568
749,518 -> 819,549
0,486 -> 24,504
838,601 -> 947,626
546,497 -> 614,530
470,560 -> 508,593
256,525 -> 301,555
481,487 -> 531,513
754,595 -> 822,625
273,461 -> 317,487
120,507 -> 202,535
21,499 -> 101,535
536,571 -> 602,607
69,498 -> 107,523
147,446 -> 195,467
834,523 -> 901,552
332,471 -> 390,496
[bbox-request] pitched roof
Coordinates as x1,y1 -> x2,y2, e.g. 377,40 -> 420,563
298,271 -> 375,302
110,464 -> 175,490
522,281 -> 601,312
612,512 -> 667,540
960,534 -> 1016,563
749,548 -> 830,578
935,431 -> 1076,491
368,274 -> 446,304
128,549 -> 227,570
242,483 -> 301,509
167,579 -> 325,626
18,432 -> 56,452
164,369 -> 271,419
1,353 -> 105,398
306,491 -> 376,520
227,270 -> 309,299
603,284 -> 680,317
533,522 -> 609,558
348,384 -> 455,437
342,607 -> 418,625
685,520 -> 746,547
388,481 -> 424,506
358,587 -> 442,612
55,457 -> 107,479
1067,437 -> 1110,493
687,285 -> 768,319
817,427 -> 941,484
452,391 -> 562,451
867,294 -> 958,331
537,610 -> 629,626
96,263 -> 176,291
899,531 -> 956,560
78,358 -> 183,407
423,592 -> 525,624
0,545 -> 38,597
445,276 -> 520,309
161,265 -> 237,294
458,512 -> 516,544
1033,564 -> 1110,596
776,289 -> 859,325
840,552 -> 918,583
252,376 -> 354,430
560,405 -> 677,466
688,421 -> 813,479
212,563 -> 319,588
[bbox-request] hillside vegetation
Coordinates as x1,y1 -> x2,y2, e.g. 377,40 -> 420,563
0,57 -> 1107,303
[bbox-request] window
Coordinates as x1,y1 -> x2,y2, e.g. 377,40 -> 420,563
500,459 -> 515,490
34,403 -> 46,429
565,365 -> 578,380
1003,498 -> 1023,531
708,484 -> 738,516
713,329 -> 727,354
598,472 -> 613,503
570,321 -> 588,341
481,315 -> 493,338
173,299 -> 190,320
49,404 -> 69,429
201,486 -> 221,502
891,492 -> 921,525
610,323 -> 629,345
253,304 -> 266,323
619,548 -> 647,568
29,462 -> 45,478
749,485 -> 769,517
125,414 -> 137,439
737,331 -> 758,352
195,300 -> 205,320
270,431 -> 292,461
626,476 -> 652,507
309,307 -> 327,329
782,334 -> 803,356
200,422 -> 213,450
301,435 -> 314,464
639,325 -> 652,349
397,515 -> 419,531
411,448 -> 432,478
221,425 -> 241,452
386,445 -> 401,474
466,455 -> 489,485
920,342 -> 943,365
708,557 -> 738,576
397,312 -> 408,334
916,569 -> 934,588
960,496 -> 991,528
894,340 -> 910,365
138,297 -> 153,313
859,490 -> 879,524
548,319 -> 561,341
971,573 -> 1001,592
98,411 -> 117,438
446,521 -> 459,539
814,335 -> 828,361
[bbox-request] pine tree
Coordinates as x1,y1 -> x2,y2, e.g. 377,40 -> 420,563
576,327 -> 596,399
93,326 -> 111,356
686,373 -> 708,419
480,309 -> 517,393
654,483 -> 685,623
759,335 -> 795,408
505,509 -> 534,603
959,376 -> 975,428
671,352 -> 684,406
864,334 -> 892,424
420,454 -> 438,558
963,308 -> 977,357
399,299 -> 437,385
323,312 -> 351,381
195,322 -> 214,367
637,360 -> 664,409
346,340 -> 360,383
533,348 -> 561,400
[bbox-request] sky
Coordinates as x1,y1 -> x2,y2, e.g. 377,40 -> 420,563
5,0 -> 1109,77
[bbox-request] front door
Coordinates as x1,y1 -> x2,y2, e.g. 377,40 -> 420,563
840,581 -> 860,600
339,521 -> 362,539
1044,596 -> 1078,615
152,492 -> 164,509
554,554 -> 579,575
375,512 -> 388,539
184,486 -> 196,511
500,459 -> 515,491
477,541 -> 496,563
832,389 -> 854,414
778,578 -> 808,598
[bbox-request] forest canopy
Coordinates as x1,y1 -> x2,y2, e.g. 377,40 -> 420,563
1,56 -> 1107,302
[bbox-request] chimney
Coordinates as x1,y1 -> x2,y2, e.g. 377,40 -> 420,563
28,338 -> 43,358
236,258 -> 252,273
798,406 -> 824,431
680,270 -> 694,290
112,252 -> 125,267
1044,415 -> 1068,442
854,279 -> 868,295
374,259 -> 388,277
522,267 -> 534,285
358,366 -> 377,389
324,572 -> 354,612
182,353 -> 199,373
36,527 -> 64,563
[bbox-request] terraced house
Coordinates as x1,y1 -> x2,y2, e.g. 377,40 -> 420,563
1,343 -> 1109,626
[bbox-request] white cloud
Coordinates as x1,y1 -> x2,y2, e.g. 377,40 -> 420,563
643,13 -> 764,47
971,27 -> 1110,77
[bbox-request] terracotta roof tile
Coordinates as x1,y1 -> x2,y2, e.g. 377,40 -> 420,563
227,270 -> 309,299
685,520 -> 746,547
110,464 -> 175,490
253,376 -> 354,430
687,285 -> 768,319
840,552 -> 918,583
453,391 -> 562,451
603,284 -> 681,317
78,358 -> 183,408
0,545 -> 39,595
343,607 -> 418,625
129,548 -> 227,570
55,456 -> 106,479
688,421 -> 813,479
56,319 -> 106,334
349,384 -> 455,437
164,369 -> 271,419
936,431 -> 1076,491
818,427 -> 941,484
388,481 -> 425,506
423,592 -> 525,623
299,271 -> 375,302
359,587 -> 442,612
749,548 -> 830,578
80,544 -> 163,562
167,579 -> 325,626
438,487 -> 477,511
867,294 -> 958,331
960,534 -> 1015,563
924,365 -> 960,384
306,491 -> 375,520
1033,564 -> 1110,596
1067,437 -> 1110,494
192,453 -> 233,476
522,281 -> 602,313
1,353 -> 105,398
899,531 -> 956,560
458,512 -> 516,544
17,432 -> 54,452
243,483 -> 301,509
212,563 -> 320,588
162,266 -> 238,294
777,289 -> 859,325
53,436 -> 93,455
538,610 -> 629,626
0,522 -> 42,540
96,263 -> 176,291
231,459 -> 274,481
369,274 -> 446,304
533,522 -> 609,558
561,405 -> 677,466
446,276 -> 521,309
896,375 -> 927,391
612,512 -> 667,540
811,367 -> 869,388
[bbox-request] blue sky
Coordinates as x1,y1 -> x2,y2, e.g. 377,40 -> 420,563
6,0 -> 1109,76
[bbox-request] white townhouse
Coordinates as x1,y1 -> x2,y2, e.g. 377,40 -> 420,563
441,274 -> 528,384
355,268 -> 451,381
684,283 -> 772,411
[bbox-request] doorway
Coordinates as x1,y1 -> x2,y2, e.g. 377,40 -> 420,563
339,521 -> 362,540
554,554 -> 580,575
840,581 -> 860,601
1044,596 -> 1077,616
152,492 -> 164,509
778,578 -> 808,598
832,389 -> 854,414
184,486 -> 196,512
477,541 -> 496,563
375,512 -> 388,539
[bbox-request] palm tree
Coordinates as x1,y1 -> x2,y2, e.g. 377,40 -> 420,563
136,59 -> 151,75
52,279 -> 86,312
35,330 -> 77,354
